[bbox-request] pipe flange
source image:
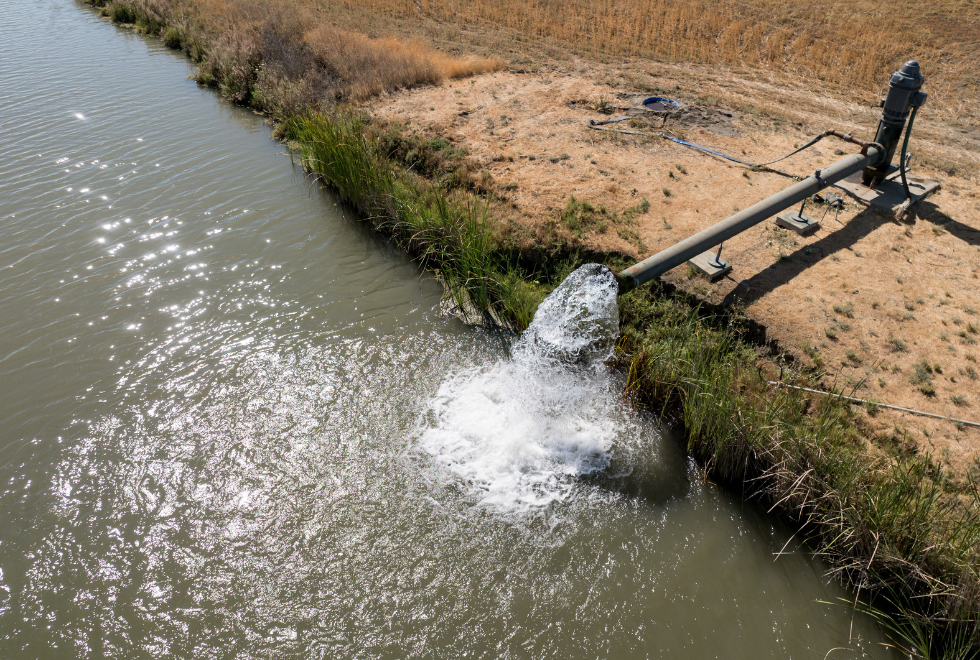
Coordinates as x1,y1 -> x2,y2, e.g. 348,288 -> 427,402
861,141 -> 885,159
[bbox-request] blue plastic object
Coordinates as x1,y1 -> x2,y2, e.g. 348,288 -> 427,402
642,96 -> 680,112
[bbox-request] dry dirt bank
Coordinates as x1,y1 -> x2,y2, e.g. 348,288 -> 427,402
369,61 -> 980,479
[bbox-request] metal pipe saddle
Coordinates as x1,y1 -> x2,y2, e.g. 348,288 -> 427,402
616,61 -> 926,294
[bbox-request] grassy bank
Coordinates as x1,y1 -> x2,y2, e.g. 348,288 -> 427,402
246,107 -> 980,656
84,0 -> 980,655
619,289 -> 980,657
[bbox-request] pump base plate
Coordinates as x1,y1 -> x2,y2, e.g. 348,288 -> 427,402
775,211 -> 821,235
688,251 -> 732,281
834,169 -> 939,212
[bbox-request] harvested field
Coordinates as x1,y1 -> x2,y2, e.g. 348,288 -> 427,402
318,0 -> 980,125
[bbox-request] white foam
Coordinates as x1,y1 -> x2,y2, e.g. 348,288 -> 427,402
418,265 -> 635,511
515,263 -> 619,367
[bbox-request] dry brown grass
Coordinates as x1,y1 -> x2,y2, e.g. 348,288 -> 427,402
106,0 -> 500,115
304,25 -> 500,99
317,0 -> 979,122
108,0 -> 979,123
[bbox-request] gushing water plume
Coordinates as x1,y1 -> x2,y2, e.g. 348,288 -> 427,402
418,264 -> 647,511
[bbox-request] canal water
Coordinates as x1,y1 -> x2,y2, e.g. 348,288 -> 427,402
0,1 -> 896,658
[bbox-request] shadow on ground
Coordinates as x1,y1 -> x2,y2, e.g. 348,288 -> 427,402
720,196 -> 980,307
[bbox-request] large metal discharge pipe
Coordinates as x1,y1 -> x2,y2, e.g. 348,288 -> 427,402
864,60 -> 925,185
616,145 -> 882,293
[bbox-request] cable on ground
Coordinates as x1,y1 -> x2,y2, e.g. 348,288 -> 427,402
766,380 -> 980,429
587,119 -> 870,171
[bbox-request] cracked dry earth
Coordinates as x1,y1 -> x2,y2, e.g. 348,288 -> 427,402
369,63 -> 980,478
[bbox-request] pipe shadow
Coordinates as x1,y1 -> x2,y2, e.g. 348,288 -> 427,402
721,197 -> 979,307
720,205 -> 892,307
909,199 -> 980,246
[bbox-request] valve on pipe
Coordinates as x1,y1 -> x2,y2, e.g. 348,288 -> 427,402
862,60 -> 927,186
615,60 -> 933,295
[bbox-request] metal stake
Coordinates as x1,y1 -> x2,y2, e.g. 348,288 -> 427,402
712,243 -> 724,267
796,198 -> 810,225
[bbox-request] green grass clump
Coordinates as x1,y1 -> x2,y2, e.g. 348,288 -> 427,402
623,198 -> 651,218
557,195 -> 649,251
374,128 -> 472,189
909,361 -> 936,396
803,342 -> 824,368
617,287 -> 980,655
104,2 -> 135,22
889,338 -> 910,352
279,111 -> 553,327
162,26 -> 182,48
560,196 -> 610,235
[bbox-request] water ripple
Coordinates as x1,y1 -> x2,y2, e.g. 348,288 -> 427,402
0,2 -> 896,658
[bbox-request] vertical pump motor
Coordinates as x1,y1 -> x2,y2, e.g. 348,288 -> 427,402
863,60 -> 928,185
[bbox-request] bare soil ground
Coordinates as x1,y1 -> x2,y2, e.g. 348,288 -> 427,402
369,59 -> 980,478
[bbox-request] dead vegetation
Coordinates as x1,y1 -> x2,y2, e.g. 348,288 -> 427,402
93,0 -> 501,115
318,0 -> 980,124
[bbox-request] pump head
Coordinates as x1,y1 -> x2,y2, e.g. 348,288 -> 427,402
863,60 -> 927,185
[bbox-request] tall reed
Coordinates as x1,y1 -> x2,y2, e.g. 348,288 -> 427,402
618,288 -> 980,657
279,111 -> 546,326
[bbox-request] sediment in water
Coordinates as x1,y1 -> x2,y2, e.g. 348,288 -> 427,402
81,1 -> 980,652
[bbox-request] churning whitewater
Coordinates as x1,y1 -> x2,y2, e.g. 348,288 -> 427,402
418,264 -> 650,511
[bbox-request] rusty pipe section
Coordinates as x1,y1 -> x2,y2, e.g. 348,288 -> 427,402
616,145 -> 883,293
821,130 -> 871,150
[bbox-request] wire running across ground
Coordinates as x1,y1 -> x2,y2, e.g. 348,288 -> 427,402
587,117 -> 871,171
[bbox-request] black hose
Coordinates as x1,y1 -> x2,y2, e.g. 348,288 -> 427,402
587,122 -> 858,171
899,105 -> 919,205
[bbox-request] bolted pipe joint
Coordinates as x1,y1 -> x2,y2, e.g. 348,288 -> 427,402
863,60 -> 927,184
